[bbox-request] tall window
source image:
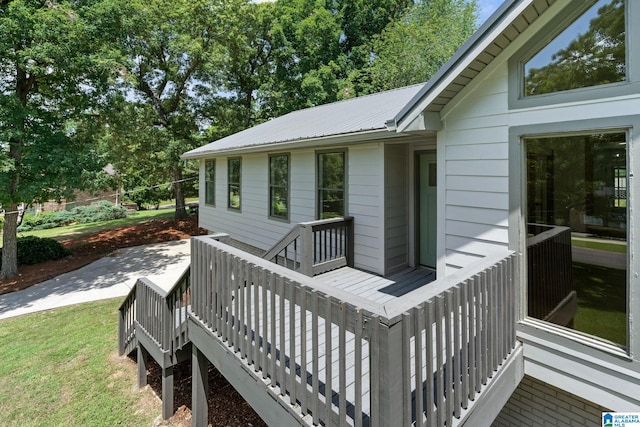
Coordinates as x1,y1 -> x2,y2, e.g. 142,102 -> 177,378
317,151 -> 345,219
523,0 -> 625,97
228,157 -> 241,210
205,160 -> 215,206
526,132 -> 627,347
269,154 -> 289,220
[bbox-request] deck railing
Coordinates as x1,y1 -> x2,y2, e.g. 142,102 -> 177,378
191,236 -> 518,426
118,285 -> 137,356
379,250 -> 517,426
117,266 -> 191,356
527,223 -> 575,326
262,216 -> 354,276
135,266 -> 191,353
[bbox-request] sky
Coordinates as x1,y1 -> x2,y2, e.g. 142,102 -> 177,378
477,0 -> 503,25
252,0 -> 503,26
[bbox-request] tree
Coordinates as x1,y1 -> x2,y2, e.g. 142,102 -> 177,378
524,0 -> 624,96
346,0 -> 478,95
107,0 -> 241,219
0,0 -> 120,279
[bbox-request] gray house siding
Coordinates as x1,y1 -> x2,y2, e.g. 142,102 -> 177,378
384,143 -> 409,274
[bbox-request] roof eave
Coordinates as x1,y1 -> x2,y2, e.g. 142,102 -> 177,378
393,0 -> 530,133
181,127 -> 398,160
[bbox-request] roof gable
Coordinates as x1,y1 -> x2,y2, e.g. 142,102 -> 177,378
394,0 -> 556,132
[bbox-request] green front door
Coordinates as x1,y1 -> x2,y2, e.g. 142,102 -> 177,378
418,152 -> 437,268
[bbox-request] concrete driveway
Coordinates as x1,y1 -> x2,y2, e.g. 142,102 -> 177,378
0,239 -> 191,320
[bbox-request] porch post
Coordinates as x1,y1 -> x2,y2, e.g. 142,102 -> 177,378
299,223 -> 313,276
375,320 -> 405,426
162,366 -> 174,420
192,345 -> 208,427
137,345 -> 148,388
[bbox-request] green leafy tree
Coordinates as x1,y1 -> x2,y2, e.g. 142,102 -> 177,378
107,0 -> 239,218
525,0 -> 624,96
347,0 -> 477,95
0,0 -> 121,279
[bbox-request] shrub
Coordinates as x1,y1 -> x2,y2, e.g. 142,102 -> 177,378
0,236 -> 71,265
17,201 -> 127,231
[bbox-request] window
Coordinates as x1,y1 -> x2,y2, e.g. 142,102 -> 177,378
228,157 -> 241,210
317,151 -> 346,219
509,0 -> 639,108
523,0 -> 625,97
269,154 -> 289,220
205,160 -> 215,206
525,131 -> 627,347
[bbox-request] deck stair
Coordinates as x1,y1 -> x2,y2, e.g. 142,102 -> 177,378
118,265 -> 191,420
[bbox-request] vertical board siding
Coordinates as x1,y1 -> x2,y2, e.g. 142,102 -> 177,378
384,144 -> 409,274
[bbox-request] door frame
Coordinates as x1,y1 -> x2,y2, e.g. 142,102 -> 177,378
415,150 -> 437,269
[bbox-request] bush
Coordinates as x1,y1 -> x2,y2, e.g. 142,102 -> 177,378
0,236 -> 71,265
18,201 -> 127,231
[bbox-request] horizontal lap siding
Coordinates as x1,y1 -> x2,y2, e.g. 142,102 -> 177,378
199,146 -> 386,273
349,144 -> 385,274
441,65 -> 510,272
384,144 -> 409,274
199,151 -> 315,252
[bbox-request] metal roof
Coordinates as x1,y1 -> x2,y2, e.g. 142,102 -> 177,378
183,83 -> 425,158
184,0 -> 558,158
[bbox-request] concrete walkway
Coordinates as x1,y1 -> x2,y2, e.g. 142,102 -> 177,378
0,239 -> 191,320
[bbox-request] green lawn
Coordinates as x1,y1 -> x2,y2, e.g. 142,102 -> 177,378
1,208 -> 175,246
572,262 -> 627,346
0,299 -> 159,426
571,238 -> 627,254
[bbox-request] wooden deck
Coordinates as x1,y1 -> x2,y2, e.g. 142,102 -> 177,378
318,267 -> 436,304
187,236 -> 521,426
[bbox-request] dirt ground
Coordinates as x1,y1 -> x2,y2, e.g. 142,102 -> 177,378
0,215 -> 267,426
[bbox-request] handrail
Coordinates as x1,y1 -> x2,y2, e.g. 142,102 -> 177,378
118,283 -> 138,356
190,236 -> 518,426
262,224 -> 301,261
262,216 -> 354,276
135,266 -> 191,353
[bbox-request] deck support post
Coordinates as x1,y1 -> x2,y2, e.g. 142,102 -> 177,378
192,345 -> 208,427
137,345 -> 148,388
162,366 -> 174,420
376,321 -> 405,426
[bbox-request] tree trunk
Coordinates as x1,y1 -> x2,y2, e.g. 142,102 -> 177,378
174,168 -> 187,219
1,203 -> 19,279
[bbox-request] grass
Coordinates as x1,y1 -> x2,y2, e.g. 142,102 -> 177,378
571,238 -> 627,254
0,209 -> 176,246
572,262 -> 627,346
0,299 -> 159,426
